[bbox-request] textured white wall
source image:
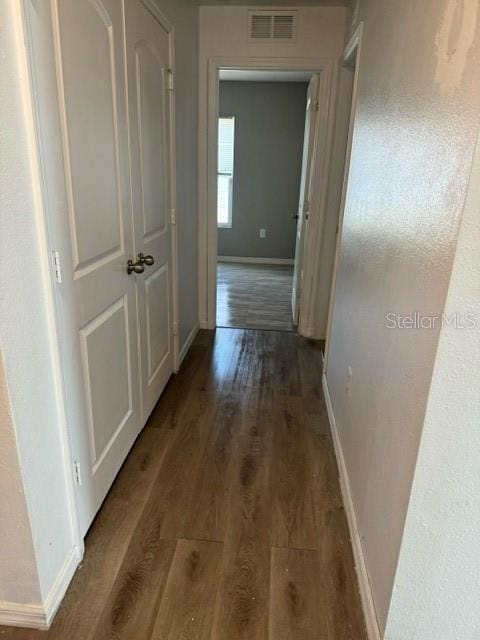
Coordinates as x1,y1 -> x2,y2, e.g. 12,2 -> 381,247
384,129 -> 480,640
0,354 -> 40,604
0,1 -> 76,605
325,0 -> 480,632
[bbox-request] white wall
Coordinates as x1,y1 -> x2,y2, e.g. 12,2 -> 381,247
0,0 -> 77,611
198,4 -> 348,328
0,354 -> 41,605
384,128 -> 480,640
325,0 -> 480,632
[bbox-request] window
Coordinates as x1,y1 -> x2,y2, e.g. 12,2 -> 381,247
217,117 -> 235,228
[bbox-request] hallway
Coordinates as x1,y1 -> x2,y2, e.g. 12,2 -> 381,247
1,329 -> 366,640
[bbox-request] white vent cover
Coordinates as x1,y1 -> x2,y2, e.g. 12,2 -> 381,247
248,10 -> 297,42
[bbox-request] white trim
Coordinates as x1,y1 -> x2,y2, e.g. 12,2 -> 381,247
199,56 -> 337,332
199,320 -> 210,330
301,325 -> 315,338
0,545 -> 81,630
323,22 -> 363,372
178,323 -> 200,367
217,256 -> 294,265
0,602 -> 47,630
164,19 -> 180,373
43,545 -> 81,627
322,373 -> 381,640
141,0 -> 173,32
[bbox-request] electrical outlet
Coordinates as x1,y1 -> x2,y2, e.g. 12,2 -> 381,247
346,366 -> 353,398
259,228 -> 266,238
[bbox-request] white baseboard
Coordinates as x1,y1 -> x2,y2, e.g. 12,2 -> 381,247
179,323 -> 200,366
0,601 -> 47,630
300,325 -> 315,338
199,320 -> 210,330
217,255 -> 294,265
322,374 -> 381,640
43,545 -> 81,627
0,545 -> 81,630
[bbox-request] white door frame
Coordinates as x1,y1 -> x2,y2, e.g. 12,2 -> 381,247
20,0 -> 180,546
323,22 -> 364,371
199,56 -> 338,336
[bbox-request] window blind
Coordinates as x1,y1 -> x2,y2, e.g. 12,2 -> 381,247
218,117 -> 235,175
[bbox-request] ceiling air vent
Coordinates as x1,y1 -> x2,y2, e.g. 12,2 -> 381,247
248,10 -> 297,43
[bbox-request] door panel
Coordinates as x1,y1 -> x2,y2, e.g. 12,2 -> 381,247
125,0 -> 174,423
292,75 -> 319,325
53,0 -> 140,534
59,0 -> 123,269
135,44 -> 168,238
145,264 -> 170,382
79,297 -> 132,470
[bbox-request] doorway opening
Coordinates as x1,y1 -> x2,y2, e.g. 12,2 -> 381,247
214,69 -> 319,333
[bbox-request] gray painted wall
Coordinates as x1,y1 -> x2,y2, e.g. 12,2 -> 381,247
218,81 -> 307,259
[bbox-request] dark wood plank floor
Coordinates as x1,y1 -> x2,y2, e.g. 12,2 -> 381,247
1,329 -> 366,640
217,263 -> 295,331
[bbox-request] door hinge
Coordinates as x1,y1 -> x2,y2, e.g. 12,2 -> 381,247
167,68 -> 174,91
73,461 -> 82,486
170,208 -> 177,225
172,322 -> 178,337
312,100 -> 319,112
52,250 -> 62,283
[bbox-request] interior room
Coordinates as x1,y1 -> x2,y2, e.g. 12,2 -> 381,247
1,1 -> 480,639
216,71 -> 310,332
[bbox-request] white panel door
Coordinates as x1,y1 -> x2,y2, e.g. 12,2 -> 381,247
125,0 -> 174,423
292,74 -> 320,325
53,0 -> 141,534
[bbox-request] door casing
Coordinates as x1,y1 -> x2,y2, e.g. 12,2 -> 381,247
323,22 -> 364,372
199,56 -> 338,337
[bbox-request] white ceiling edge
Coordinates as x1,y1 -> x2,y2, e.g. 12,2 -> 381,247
196,1 -> 349,6
219,69 -> 313,82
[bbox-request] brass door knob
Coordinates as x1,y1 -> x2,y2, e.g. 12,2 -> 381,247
138,253 -> 155,266
127,258 -> 145,274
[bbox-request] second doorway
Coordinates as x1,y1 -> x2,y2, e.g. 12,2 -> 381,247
215,69 -> 319,333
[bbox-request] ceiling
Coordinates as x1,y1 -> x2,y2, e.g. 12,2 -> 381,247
219,69 -> 313,82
